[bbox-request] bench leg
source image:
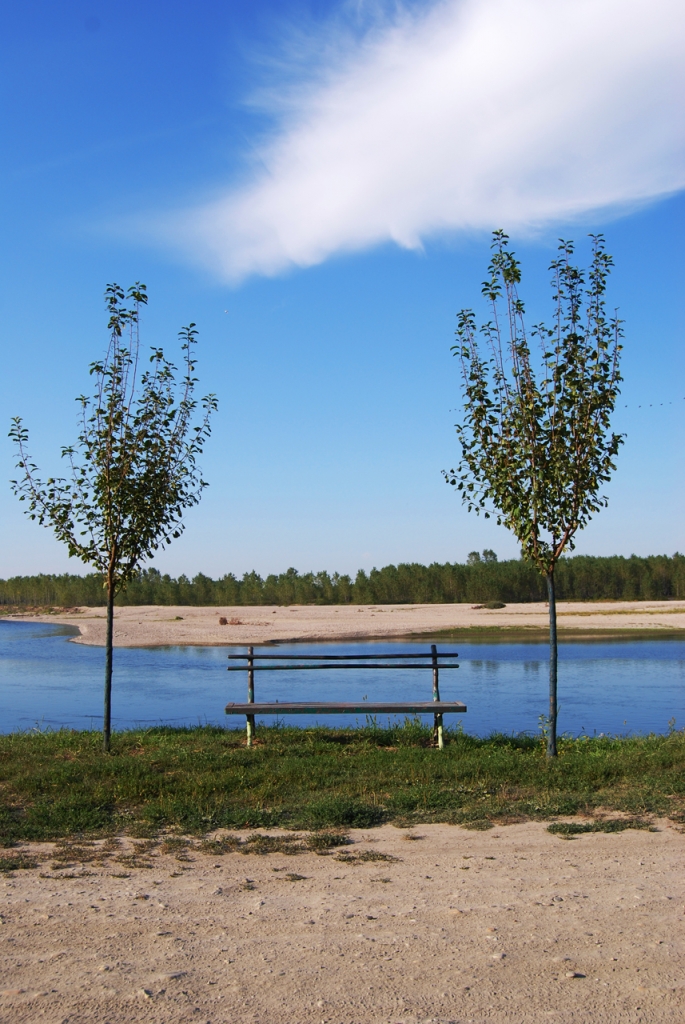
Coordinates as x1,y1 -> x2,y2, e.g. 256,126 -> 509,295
246,645 -> 255,747
431,645 -> 444,749
434,713 -> 444,750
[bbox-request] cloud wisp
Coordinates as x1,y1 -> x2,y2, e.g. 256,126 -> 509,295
170,0 -> 685,280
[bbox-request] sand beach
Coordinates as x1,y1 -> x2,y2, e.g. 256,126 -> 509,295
13,599 -> 685,646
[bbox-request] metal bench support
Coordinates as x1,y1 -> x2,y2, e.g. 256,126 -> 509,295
431,643 -> 444,750
245,643 -> 255,749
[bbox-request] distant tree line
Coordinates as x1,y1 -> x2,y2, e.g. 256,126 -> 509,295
1,553 -> 683,608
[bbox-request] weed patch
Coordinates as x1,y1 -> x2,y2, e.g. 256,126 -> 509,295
334,850 -> 400,865
0,852 -> 39,872
304,830 -> 351,854
547,817 -> 656,838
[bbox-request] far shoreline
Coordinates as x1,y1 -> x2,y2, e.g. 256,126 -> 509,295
2,599 -> 684,647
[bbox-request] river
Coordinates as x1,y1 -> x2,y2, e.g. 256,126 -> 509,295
0,620 -> 683,737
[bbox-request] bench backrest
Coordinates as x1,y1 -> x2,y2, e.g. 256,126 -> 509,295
227,644 -> 459,696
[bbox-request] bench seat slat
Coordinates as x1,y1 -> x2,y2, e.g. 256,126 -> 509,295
227,652 -> 460,660
225,701 -> 466,714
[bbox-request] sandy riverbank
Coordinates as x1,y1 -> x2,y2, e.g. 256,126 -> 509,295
10,600 -> 685,646
1,820 -> 683,1024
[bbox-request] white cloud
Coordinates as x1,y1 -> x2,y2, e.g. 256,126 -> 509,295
171,0 -> 685,280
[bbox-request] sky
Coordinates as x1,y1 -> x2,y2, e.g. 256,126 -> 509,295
0,0 -> 683,581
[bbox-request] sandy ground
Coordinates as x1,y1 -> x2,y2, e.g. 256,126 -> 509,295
1,821 -> 683,1024
14,601 -> 685,647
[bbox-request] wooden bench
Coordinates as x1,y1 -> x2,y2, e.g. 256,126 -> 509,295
225,644 -> 465,749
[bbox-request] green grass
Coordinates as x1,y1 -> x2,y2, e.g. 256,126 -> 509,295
1,722 -> 684,845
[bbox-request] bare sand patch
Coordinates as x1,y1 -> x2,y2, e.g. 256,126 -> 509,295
1,821 -> 683,1023
12,600 -> 685,647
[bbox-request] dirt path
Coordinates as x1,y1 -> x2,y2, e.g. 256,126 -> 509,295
12,600 -> 685,647
1,821 -> 683,1023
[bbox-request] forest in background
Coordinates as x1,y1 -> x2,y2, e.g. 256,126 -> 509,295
1,554 -> 683,608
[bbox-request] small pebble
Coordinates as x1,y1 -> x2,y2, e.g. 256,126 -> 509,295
565,971 -> 585,979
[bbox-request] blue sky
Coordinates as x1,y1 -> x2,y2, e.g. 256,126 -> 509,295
1,0 -> 683,580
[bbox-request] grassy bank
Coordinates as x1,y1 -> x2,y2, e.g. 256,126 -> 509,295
416,627 -> 685,642
1,723 -> 684,845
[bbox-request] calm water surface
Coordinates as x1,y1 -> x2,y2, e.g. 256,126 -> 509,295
0,620 -> 683,737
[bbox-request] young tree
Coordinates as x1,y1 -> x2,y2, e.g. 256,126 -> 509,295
10,284 -> 217,750
444,232 -> 623,756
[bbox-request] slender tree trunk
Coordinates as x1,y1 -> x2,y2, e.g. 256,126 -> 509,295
546,571 -> 558,757
103,579 -> 115,752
